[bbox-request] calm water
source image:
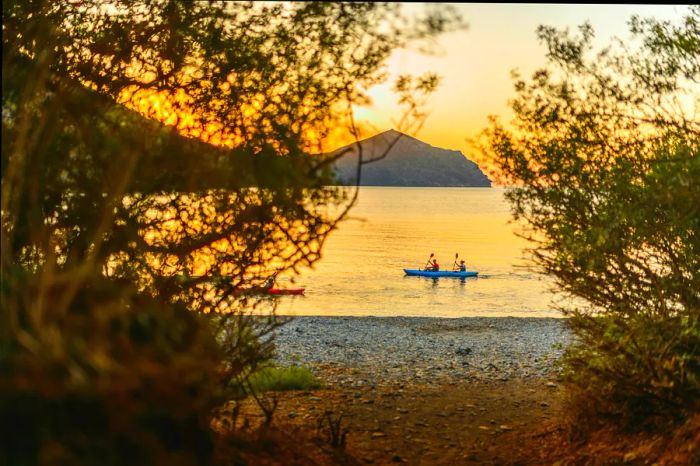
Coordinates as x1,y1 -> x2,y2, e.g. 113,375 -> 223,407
276,187 -> 564,318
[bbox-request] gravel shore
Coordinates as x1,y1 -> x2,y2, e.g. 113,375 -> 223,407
272,316 -> 572,387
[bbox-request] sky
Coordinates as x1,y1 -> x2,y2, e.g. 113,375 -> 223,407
349,3 -> 694,181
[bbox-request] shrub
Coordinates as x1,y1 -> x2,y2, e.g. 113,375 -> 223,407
248,365 -> 322,393
2,2 -> 461,463
483,6 -> 700,427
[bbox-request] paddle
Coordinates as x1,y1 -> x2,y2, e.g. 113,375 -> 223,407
452,252 -> 459,271
423,252 -> 434,271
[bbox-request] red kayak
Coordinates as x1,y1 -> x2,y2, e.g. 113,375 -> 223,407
266,287 -> 305,295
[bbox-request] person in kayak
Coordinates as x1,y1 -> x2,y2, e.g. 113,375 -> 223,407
263,276 -> 275,289
458,260 -> 466,272
426,258 -> 440,271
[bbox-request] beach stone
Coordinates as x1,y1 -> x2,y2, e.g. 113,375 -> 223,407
272,316 -> 571,386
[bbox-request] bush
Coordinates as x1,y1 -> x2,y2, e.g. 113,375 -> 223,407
484,6 -> 700,428
562,313 -> 700,428
248,365 -> 322,393
0,278 -> 223,466
2,2 -> 461,464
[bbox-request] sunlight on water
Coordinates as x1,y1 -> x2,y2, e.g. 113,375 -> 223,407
275,187 -> 565,317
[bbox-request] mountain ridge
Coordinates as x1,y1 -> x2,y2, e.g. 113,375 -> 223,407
331,129 -> 492,187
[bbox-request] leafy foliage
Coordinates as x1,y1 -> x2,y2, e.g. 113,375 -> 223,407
1,1 -> 461,464
483,6 -> 700,426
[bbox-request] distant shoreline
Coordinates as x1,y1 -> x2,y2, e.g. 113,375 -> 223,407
272,316 -> 571,387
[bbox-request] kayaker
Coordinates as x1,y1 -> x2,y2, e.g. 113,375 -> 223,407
427,258 -> 440,271
263,277 -> 275,289
458,260 -> 466,272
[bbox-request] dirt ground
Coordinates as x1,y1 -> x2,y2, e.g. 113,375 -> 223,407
220,373 -> 565,465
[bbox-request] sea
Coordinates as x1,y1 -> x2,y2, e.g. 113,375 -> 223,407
275,187 -> 565,318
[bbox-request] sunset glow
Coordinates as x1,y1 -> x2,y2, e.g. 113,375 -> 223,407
349,4 -> 694,183
118,4 -> 692,185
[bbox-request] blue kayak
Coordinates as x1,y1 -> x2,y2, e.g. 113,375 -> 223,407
404,269 -> 478,278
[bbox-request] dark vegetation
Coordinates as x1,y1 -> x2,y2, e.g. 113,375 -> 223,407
483,4 -> 699,457
1,1 -> 462,465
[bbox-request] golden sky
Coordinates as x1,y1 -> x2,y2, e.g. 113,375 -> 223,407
349,3 -> 693,183
122,4 -> 692,185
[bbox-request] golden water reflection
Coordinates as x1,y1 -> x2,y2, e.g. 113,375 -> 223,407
273,187 -> 568,318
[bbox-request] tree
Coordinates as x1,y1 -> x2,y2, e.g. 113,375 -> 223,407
483,6 -> 699,427
1,1 -> 462,464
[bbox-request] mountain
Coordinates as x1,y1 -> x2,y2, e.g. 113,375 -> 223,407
331,129 -> 491,187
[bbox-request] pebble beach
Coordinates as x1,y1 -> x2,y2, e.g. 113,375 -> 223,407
272,316 -> 572,387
